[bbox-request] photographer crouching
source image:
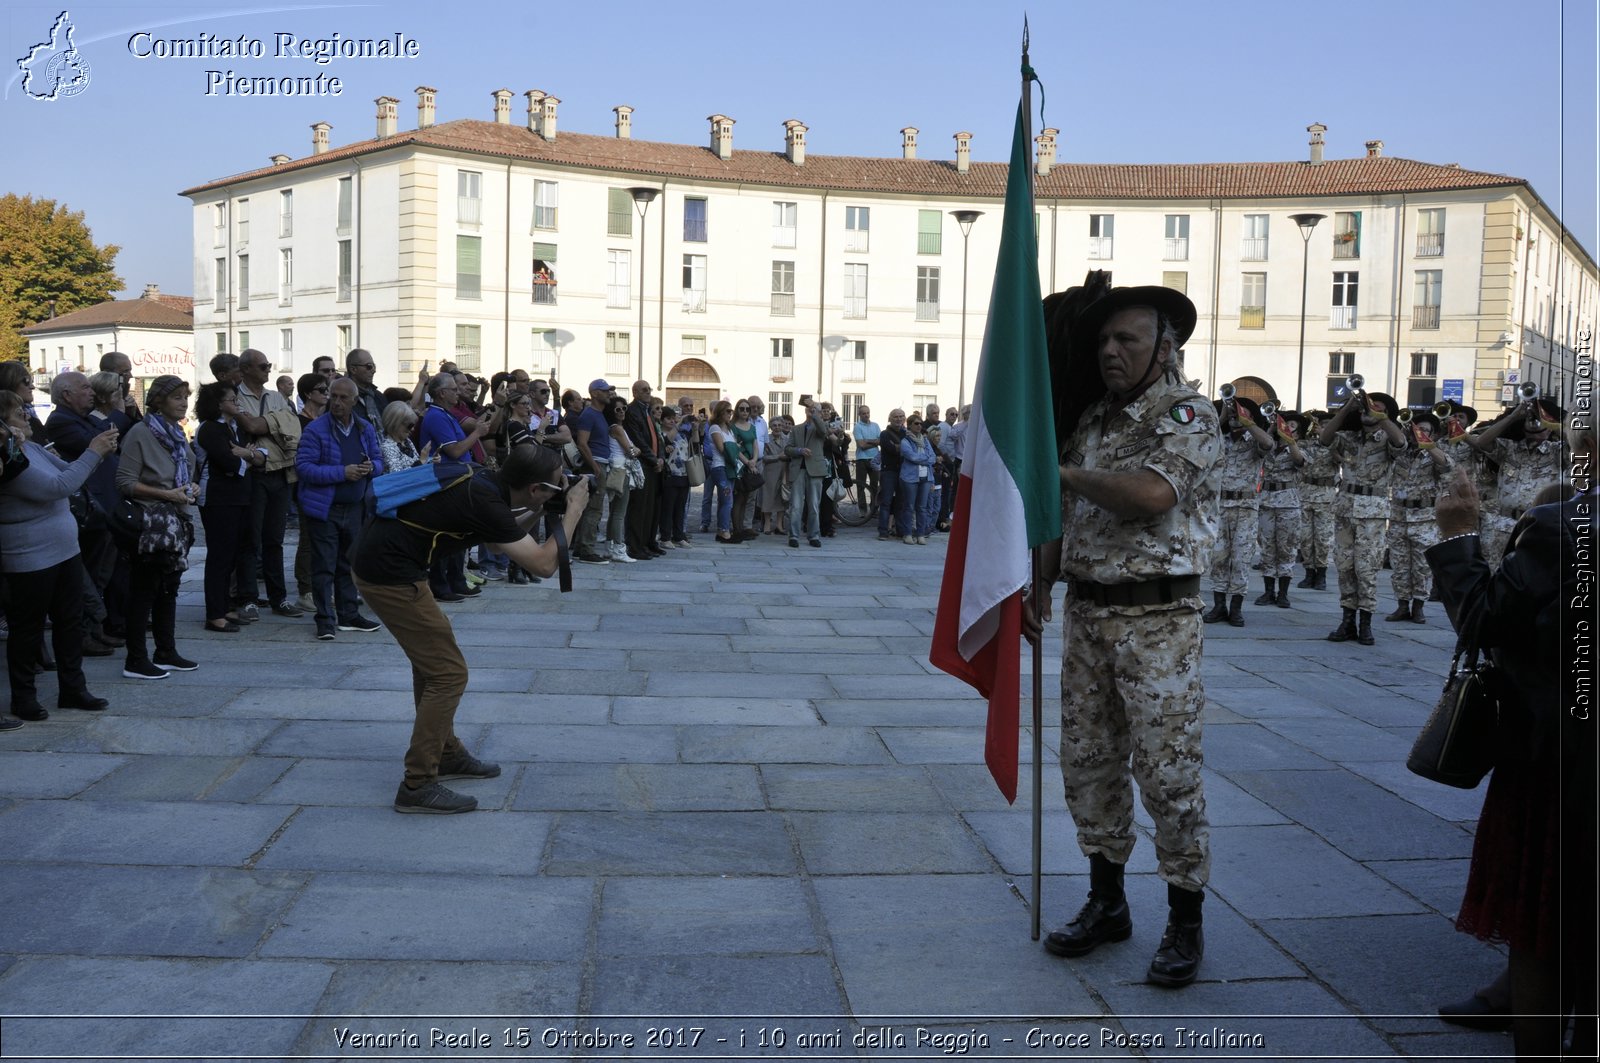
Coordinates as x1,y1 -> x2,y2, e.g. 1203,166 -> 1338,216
352,443 -> 589,815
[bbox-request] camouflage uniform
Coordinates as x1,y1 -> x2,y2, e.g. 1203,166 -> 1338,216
1295,440 -> 1339,569
1387,444 -> 1452,600
1208,433 -> 1266,594
1329,428 -> 1403,611
1480,437 -> 1565,568
1257,444 -> 1303,578
1059,375 -> 1222,890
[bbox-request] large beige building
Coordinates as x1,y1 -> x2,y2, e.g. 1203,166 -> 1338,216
181,89 -> 1596,422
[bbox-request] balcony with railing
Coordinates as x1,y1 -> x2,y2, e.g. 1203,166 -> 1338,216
770,292 -> 795,316
605,284 -> 630,309
1163,237 -> 1188,260
917,232 -> 941,255
1330,305 -> 1356,330
769,357 -> 793,381
1416,232 -> 1444,257
843,296 -> 867,319
1240,237 -> 1268,260
533,280 -> 556,305
1087,236 -> 1113,260
457,197 -> 482,226
915,300 -> 939,322
1239,305 -> 1265,329
772,225 -> 796,248
841,360 -> 866,382
914,363 -> 938,385
1412,304 -> 1440,329
1333,234 -> 1359,259
682,289 -> 707,313
684,218 -> 707,243
845,229 -> 869,253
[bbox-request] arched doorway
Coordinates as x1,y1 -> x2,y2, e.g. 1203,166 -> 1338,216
1228,375 -> 1279,407
665,357 -> 721,413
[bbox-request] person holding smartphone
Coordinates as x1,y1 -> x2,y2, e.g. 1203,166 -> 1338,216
295,377 -> 384,641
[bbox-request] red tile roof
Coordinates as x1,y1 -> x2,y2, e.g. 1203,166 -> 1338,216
21,295 -> 193,335
180,119 -> 1525,202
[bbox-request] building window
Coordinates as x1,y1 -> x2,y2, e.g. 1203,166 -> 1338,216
213,331 -> 226,354
337,324 -> 352,352
280,329 -> 293,357
1161,270 -> 1188,295
457,170 -> 482,226
453,324 -> 481,373
1163,214 -> 1189,260
843,263 -> 868,319
1241,214 -> 1269,260
918,210 -> 942,255
912,394 -> 938,412
1417,208 -> 1445,257
841,340 -> 867,382
845,205 -> 870,252
606,249 -> 631,308
1334,211 -> 1360,259
533,243 -> 557,305
608,189 -> 633,237
456,235 -> 482,300
773,201 -> 797,248
530,328 -> 556,369
916,266 -> 940,321
914,341 -> 938,384
1088,214 -> 1114,259
1407,351 -> 1439,407
336,177 -> 352,234
1325,350 -> 1356,405
1331,271 -> 1358,329
684,198 -> 707,243
337,240 -> 352,302
213,204 -> 226,247
1240,272 -> 1266,328
236,199 -> 249,245
279,190 -> 293,237
237,254 -> 249,309
533,180 -> 558,230
1413,269 -> 1442,328
841,393 -> 865,427
682,254 -> 707,312
771,261 -> 795,316
770,338 -> 794,380
237,331 -> 250,352
768,391 -> 793,419
605,331 -> 631,376
278,249 -> 292,305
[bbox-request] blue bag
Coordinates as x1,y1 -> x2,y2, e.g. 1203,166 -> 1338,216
371,461 -> 475,519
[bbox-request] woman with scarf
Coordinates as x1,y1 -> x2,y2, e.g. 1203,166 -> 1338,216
116,376 -> 199,680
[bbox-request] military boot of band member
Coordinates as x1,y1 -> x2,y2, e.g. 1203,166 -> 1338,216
1226,595 -> 1245,627
1044,853 -> 1132,958
1312,566 -> 1328,590
1253,576 -> 1277,606
1203,592 -> 1228,624
1328,608 -> 1357,642
1296,566 -> 1317,589
1356,610 -> 1376,646
1275,576 -> 1292,608
1147,884 -> 1204,988
1383,600 -> 1412,622
1409,598 -> 1427,624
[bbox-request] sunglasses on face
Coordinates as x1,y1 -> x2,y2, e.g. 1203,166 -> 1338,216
311,386 -> 329,394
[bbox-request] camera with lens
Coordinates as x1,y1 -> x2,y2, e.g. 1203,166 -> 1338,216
542,472 -> 591,517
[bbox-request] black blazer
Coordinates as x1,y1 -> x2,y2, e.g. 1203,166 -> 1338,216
624,399 -> 662,462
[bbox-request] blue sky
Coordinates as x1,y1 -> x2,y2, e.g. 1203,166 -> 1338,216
2,0 -> 1594,297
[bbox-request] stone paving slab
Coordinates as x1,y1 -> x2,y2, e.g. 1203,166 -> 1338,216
254,806 -> 548,874
0,799 -> 290,866
543,811 -> 799,876
1207,825 -> 1428,919
48,716 -> 282,756
0,751 -> 126,797
679,725 -> 892,765
511,763 -> 765,811
611,696 -> 820,726
789,811 -> 995,874
596,877 -> 819,956
760,765 -> 949,812
1223,769 -> 1474,861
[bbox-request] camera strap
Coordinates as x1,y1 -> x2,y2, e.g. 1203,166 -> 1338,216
545,513 -> 573,592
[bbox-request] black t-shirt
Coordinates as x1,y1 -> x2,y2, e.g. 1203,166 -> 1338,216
352,470 -> 524,585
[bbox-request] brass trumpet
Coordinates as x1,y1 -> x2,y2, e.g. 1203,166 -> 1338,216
1396,408 -> 1414,426
1517,382 -> 1540,402
1431,400 -> 1454,419
1260,400 -> 1278,419
1346,373 -> 1365,393
1219,382 -> 1237,401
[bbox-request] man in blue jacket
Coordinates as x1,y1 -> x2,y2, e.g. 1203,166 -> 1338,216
296,377 -> 384,640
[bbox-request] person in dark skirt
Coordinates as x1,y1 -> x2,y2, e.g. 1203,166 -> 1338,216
194,383 -> 264,632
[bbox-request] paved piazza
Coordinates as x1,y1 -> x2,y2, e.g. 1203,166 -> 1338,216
0,525 -> 1512,1060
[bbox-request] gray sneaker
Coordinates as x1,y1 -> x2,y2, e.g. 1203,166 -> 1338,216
437,751 -> 502,781
296,592 -> 316,613
393,781 -> 478,814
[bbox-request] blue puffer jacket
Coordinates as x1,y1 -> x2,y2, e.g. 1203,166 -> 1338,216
295,412 -> 384,520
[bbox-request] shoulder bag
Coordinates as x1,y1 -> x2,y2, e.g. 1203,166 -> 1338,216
1407,628 -> 1502,789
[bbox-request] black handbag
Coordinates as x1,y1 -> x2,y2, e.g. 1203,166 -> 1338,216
107,497 -> 146,548
1407,634 -> 1502,789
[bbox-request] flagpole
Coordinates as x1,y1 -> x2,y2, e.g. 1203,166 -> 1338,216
1021,18 -> 1044,944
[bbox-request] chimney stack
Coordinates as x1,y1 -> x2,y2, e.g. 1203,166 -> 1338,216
270,154 -> 291,166
311,121 -> 331,155
375,96 -> 398,138
1307,121 -> 1327,165
1035,127 -> 1059,176
525,90 -> 546,134
1365,139 -> 1384,158
492,88 -> 512,124
901,126 -> 918,160
614,105 -> 633,139
784,119 -> 807,165
143,284 -> 161,300
415,86 -> 437,129
709,114 -> 735,161
540,95 -> 559,140
953,131 -> 972,174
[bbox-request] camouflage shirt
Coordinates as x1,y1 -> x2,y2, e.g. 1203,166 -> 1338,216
1060,376 -> 1222,584
1330,427 -> 1404,518
1489,437 -> 1566,516
1216,433 -> 1268,509
1259,444 -> 1303,509
1296,440 -> 1340,500
1389,444 -> 1453,520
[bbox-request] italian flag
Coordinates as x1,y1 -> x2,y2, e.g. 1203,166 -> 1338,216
929,100 -> 1062,804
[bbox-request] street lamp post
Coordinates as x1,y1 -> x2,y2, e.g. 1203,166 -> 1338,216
1290,212 -> 1325,411
628,186 -> 659,382
950,210 -> 984,407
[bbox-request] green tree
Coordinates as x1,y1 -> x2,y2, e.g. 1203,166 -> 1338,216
0,193 -> 122,363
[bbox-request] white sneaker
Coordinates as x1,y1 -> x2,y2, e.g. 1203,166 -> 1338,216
657,540 -> 676,550
903,535 -> 916,545
609,543 -> 637,564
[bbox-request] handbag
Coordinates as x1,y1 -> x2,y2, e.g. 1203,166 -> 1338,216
626,456 -> 646,490
1407,634 -> 1502,789
827,477 -> 847,502
686,454 -> 706,488
107,496 -> 146,548
738,463 -> 765,492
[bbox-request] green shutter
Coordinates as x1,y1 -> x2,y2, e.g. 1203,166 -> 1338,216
918,209 -> 942,254
608,189 -> 632,236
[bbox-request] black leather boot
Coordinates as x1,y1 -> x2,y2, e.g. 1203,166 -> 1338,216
1147,884 -> 1204,988
1296,567 -> 1316,589
1253,577 -> 1276,606
1328,608 -> 1357,642
1226,594 -> 1245,627
1409,598 -> 1427,624
1275,576 -> 1291,608
1312,566 -> 1328,590
1356,609 -> 1375,646
1044,853 -> 1132,958
1202,592 -> 1227,624
1383,601 -> 1411,622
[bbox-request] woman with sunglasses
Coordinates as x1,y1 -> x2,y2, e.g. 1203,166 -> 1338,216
897,413 -> 937,545
704,400 -> 737,543
730,401 -> 761,540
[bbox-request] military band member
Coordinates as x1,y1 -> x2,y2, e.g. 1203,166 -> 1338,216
1203,394 -> 1271,626
1255,409 -> 1307,608
1467,396 -> 1566,568
1294,411 -> 1338,590
1026,286 -> 1221,988
1319,389 -> 1404,646
1384,410 -> 1452,622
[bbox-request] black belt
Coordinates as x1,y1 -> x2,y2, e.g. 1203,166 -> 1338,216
1220,489 -> 1255,501
1261,481 -> 1294,491
1070,575 -> 1201,608
1394,498 -> 1432,510
1304,477 -> 1336,487
1341,484 -> 1383,497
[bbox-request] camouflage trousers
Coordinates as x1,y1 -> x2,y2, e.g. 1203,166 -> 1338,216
1387,516 -> 1439,600
1059,599 -> 1210,890
1298,489 -> 1336,567
1333,512 -> 1388,611
1480,513 -> 1516,569
1208,505 -> 1260,595
1257,505 -> 1302,577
